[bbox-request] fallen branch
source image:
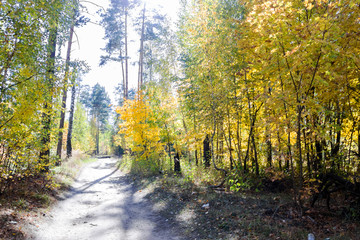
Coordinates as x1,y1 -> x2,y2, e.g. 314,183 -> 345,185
271,205 -> 281,219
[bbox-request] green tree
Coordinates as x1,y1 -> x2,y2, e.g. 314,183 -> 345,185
56,0 -> 89,161
101,0 -> 140,99
0,0 -> 79,183
73,101 -> 94,153
90,83 -> 112,155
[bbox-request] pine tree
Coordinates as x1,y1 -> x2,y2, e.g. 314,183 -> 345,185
90,84 -> 112,155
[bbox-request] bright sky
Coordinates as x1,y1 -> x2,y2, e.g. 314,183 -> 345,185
71,0 -> 180,104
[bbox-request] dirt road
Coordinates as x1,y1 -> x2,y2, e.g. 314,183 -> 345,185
31,158 -> 182,240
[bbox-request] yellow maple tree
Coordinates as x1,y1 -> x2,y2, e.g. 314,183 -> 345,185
116,92 -> 163,161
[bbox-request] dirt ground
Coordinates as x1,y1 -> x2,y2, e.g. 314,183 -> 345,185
26,158 -> 183,240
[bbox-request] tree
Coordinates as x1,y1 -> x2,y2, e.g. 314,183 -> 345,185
178,0 -> 245,174
56,0 -> 77,161
0,0 -> 78,181
101,0 -> 139,99
56,0 -> 89,161
73,101 -> 95,154
90,83 -> 112,155
38,0 -> 73,171
116,92 -> 162,162
112,0 -> 360,205
137,4 -> 146,90
39,25 -> 58,171
1,0 -> 51,177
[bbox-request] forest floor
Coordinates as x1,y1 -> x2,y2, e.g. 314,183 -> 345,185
1,157 -> 359,239
134,175 -> 360,240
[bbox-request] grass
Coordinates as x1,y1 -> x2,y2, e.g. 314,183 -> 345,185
32,193 -> 51,206
52,151 -> 97,189
13,198 -> 29,210
118,154 -> 163,176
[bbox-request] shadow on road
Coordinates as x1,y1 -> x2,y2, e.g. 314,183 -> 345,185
48,158 -> 182,240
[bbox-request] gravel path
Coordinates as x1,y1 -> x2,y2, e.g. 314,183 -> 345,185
31,158 -> 182,240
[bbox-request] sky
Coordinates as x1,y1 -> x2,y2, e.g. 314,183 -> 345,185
71,0 -> 180,104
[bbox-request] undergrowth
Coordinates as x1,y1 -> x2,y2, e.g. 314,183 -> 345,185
52,151 -> 97,189
119,154 -> 360,239
119,154 -> 224,186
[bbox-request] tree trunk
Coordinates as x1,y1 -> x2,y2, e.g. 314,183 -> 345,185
244,81 -> 252,173
195,149 -> 198,166
180,111 -> 191,163
358,122 -> 360,159
174,152 -> 181,173
210,115 -> 228,186
266,126 -> 272,168
286,132 -> 292,170
164,123 -> 172,167
194,114 -> 198,166
66,79 -> 76,158
244,120 -> 252,173
295,103 -> 304,214
251,132 -> 259,176
331,102 -> 342,170
244,109 -> 261,173
296,104 -> 303,183
120,37 -> 125,100
39,27 -> 58,172
218,122 -> 224,165
357,121 -> 360,171
56,12 -> 75,162
278,58 -> 292,172
138,4 -> 146,91
203,134 -> 211,168
227,108 -> 234,170
124,7 -> 129,99
314,138 -> 323,173
236,112 -> 242,167
277,129 -> 282,170
96,117 -> 100,155
303,127 -> 311,178
233,74 -> 242,168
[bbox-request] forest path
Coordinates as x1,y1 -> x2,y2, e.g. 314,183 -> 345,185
31,158 -> 182,240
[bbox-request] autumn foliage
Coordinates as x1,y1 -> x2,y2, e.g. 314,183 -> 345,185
116,92 -> 162,161
115,0 -> 360,217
